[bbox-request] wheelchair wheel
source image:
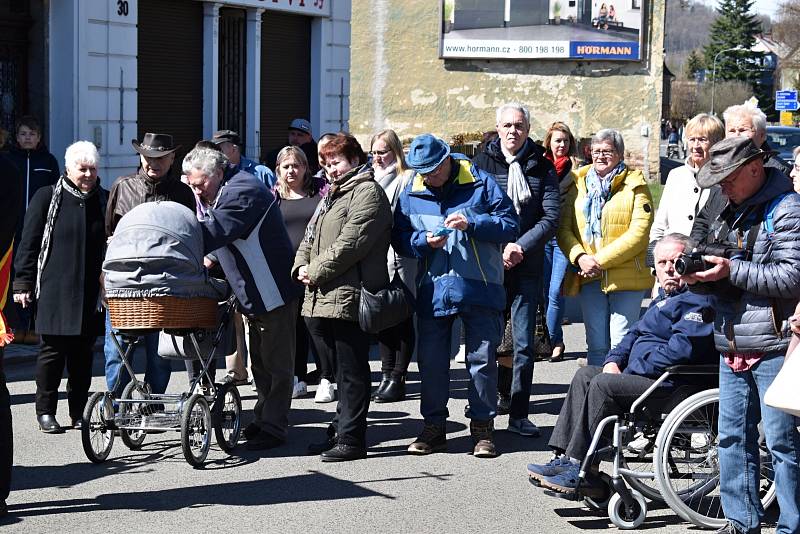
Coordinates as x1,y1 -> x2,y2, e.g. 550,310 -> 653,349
656,388 -> 777,529
81,392 -> 115,463
181,394 -> 212,467
608,489 -> 647,529
212,383 -> 242,453
655,388 -> 722,528
119,381 -> 151,450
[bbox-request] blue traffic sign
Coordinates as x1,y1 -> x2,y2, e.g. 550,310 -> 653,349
776,90 -> 799,111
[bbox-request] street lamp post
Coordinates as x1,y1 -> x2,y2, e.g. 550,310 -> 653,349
710,45 -> 745,115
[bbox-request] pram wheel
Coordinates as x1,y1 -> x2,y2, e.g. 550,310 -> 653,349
119,381 -> 151,450
181,393 -> 212,467
212,382 -> 242,453
608,489 -> 647,529
82,392 -> 116,463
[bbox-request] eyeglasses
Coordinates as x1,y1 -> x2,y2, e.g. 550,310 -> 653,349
591,150 -> 616,158
370,149 -> 391,157
727,127 -> 754,136
421,162 -> 445,179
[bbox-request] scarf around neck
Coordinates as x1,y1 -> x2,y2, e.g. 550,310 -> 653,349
36,177 -> 99,299
501,141 -> 531,215
582,162 -> 625,247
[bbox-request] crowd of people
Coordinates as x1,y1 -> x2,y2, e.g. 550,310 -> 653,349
1,102 -> 799,533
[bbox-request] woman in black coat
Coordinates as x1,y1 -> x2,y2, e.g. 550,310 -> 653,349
13,141 -> 107,433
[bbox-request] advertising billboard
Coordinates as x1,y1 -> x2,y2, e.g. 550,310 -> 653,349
440,0 -> 644,61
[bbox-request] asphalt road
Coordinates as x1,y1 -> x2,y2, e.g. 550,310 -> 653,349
1,323 -> 778,534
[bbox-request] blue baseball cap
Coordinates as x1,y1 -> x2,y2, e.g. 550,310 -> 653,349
406,134 -> 451,175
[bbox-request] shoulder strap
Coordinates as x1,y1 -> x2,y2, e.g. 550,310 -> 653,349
763,191 -> 791,236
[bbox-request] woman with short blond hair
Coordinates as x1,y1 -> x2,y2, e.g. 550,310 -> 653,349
649,113 -> 724,246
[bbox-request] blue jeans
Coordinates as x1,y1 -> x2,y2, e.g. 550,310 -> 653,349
509,275 -> 541,419
416,306 -> 502,424
578,281 -> 642,366
103,311 -> 172,396
542,238 -> 568,345
718,353 -> 800,534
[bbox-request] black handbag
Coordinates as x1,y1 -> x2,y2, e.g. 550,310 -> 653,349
357,256 -> 415,334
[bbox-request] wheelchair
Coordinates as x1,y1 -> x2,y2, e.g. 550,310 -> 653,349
570,364 -> 776,530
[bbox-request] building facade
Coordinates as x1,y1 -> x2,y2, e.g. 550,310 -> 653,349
350,0 -> 667,181
5,0 -> 351,185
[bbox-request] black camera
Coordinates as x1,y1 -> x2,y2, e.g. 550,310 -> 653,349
675,244 -> 751,276
674,250 -> 707,275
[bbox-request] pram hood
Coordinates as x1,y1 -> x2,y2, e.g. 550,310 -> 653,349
103,201 -> 226,299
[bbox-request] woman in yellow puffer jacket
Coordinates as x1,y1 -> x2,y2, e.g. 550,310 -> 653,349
557,129 -> 654,366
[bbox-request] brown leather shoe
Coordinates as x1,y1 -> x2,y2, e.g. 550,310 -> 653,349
470,420 -> 497,458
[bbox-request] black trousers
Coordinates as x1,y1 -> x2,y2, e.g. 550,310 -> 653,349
377,315 -> 415,378
548,366 -> 672,460
36,334 -> 95,420
0,347 -> 12,503
305,317 -> 370,447
293,306 -> 318,382
305,316 -> 337,382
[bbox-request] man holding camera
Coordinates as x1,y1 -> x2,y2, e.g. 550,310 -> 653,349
687,136 -> 800,534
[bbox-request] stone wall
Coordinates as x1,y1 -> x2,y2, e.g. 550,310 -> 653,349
350,0 -> 666,182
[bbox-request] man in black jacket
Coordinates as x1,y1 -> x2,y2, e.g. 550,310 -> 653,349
473,103 -> 560,437
103,133 -> 196,399
5,116 -> 60,343
0,153 -> 22,518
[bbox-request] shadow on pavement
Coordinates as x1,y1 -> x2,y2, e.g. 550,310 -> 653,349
5,469 -> 457,518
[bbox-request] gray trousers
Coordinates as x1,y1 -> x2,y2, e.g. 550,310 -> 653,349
248,299 -> 298,441
548,365 -> 671,460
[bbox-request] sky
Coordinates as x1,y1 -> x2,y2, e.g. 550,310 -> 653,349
697,0 -> 780,19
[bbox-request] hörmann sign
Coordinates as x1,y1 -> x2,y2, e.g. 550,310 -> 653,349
439,0 -> 644,61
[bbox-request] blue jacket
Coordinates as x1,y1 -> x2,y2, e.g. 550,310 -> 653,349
238,156 -> 276,189
200,170 -> 302,315
604,285 -> 717,379
392,154 -> 519,318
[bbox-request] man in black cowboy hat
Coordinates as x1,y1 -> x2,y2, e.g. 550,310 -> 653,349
684,136 -> 800,534
102,133 -> 197,398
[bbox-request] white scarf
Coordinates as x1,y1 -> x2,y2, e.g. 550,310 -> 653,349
501,143 -> 530,214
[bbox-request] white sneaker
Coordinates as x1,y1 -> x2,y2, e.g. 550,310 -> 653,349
455,344 -> 466,363
315,378 -> 335,403
292,377 -> 308,399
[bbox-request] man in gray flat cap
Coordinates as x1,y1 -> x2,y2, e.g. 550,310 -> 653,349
685,136 -> 800,534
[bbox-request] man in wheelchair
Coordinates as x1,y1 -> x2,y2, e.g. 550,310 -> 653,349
527,233 -> 717,497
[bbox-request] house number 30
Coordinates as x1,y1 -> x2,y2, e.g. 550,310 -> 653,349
117,0 -> 129,16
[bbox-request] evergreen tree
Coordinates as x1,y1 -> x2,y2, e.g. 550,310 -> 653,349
702,0 -> 762,84
685,49 -> 704,79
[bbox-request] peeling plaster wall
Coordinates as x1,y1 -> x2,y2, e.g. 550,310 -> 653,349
351,0 -> 666,181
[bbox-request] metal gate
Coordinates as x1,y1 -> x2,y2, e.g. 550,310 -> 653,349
218,8 -> 247,144
0,0 -> 31,138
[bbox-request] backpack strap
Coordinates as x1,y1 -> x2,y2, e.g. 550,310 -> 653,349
763,191 -> 791,238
